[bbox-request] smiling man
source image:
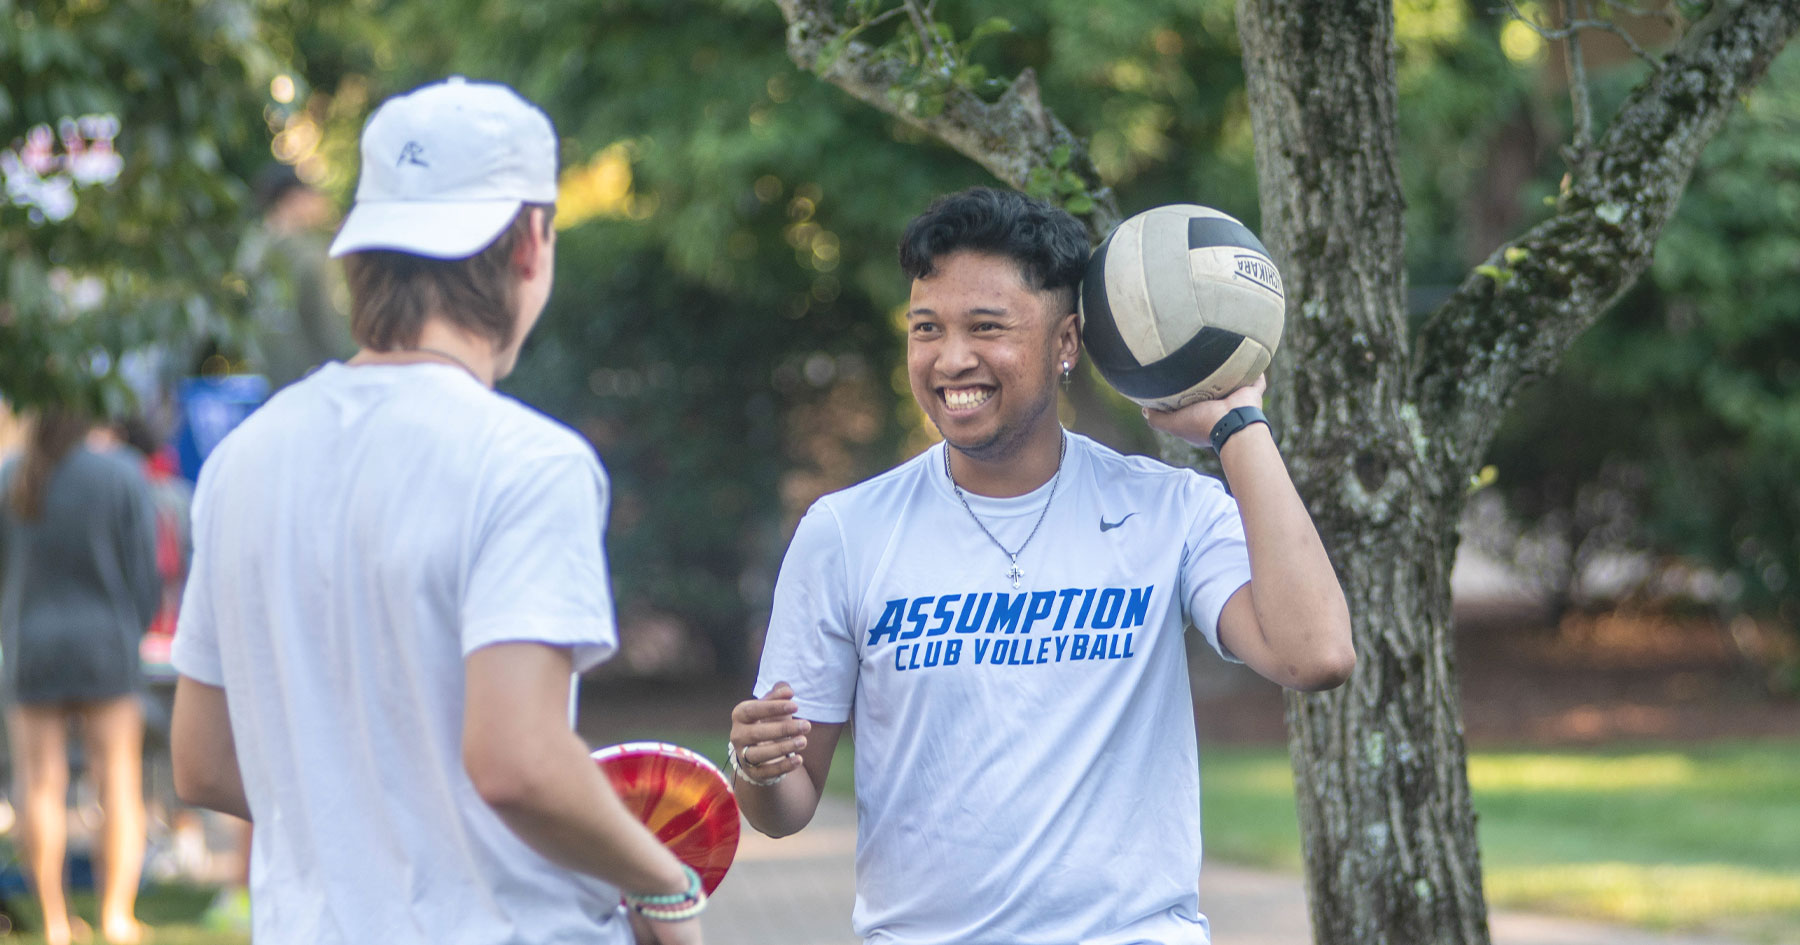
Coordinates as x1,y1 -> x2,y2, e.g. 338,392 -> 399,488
729,186 -> 1354,945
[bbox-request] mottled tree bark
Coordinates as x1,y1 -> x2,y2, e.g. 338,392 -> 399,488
1237,1 -> 1799,942
1234,1 -> 1493,941
772,0 -> 1800,942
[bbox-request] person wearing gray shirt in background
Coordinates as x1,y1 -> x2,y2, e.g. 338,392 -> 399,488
0,407 -> 160,945
238,164 -> 357,389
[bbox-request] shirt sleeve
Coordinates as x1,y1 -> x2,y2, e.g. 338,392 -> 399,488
1179,472 -> 1253,662
171,462 -> 223,685
754,502 -> 858,723
461,450 -> 618,674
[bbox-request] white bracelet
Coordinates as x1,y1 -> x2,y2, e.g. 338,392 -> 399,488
726,740 -> 788,788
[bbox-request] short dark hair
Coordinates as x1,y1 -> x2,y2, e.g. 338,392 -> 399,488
898,187 -> 1090,314
341,203 -> 554,352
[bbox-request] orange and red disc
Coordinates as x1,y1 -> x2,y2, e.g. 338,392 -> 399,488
591,741 -> 740,895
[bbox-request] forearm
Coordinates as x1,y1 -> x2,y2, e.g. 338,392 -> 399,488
171,677 -> 253,820
462,642 -> 690,898
1219,426 -> 1355,685
474,726 -> 690,895
734,768 -> 825,839
733,719 -> 840,839
173,767 -> 252,821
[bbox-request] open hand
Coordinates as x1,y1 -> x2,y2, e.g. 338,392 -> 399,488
1142,373 -> 1267,448
727,682 -> 810,784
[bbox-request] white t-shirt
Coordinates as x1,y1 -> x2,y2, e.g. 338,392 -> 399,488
173,362 -> 627,945
755,431 -> 1252,945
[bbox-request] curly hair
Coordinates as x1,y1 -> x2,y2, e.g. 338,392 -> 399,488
898,187 -> 1090,315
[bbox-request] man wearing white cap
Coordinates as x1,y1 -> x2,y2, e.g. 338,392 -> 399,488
169,77 -> 704,945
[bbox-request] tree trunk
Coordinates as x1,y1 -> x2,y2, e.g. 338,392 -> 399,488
1237,1 -> 1490,941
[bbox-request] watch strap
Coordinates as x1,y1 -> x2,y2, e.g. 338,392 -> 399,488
1209,405 -> 1269,453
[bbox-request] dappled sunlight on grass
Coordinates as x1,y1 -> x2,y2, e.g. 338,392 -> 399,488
1469,753 -> 1700,792
1486,862 -> 1800,934
1198,740 -> 1800,935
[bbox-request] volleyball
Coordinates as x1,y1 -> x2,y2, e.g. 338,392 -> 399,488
1078,204 -> 1285,410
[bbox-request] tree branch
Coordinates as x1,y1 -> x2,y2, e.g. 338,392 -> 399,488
1412,0 -> 1800,492
1497,0 -> 1665,69
770,0 -> 1121,239
1562,0 -> 1596,176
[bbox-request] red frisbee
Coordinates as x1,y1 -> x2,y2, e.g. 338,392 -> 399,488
591,741 -> 740,895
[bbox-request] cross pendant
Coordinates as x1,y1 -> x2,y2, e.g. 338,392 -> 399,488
1006,559 -> 1023,589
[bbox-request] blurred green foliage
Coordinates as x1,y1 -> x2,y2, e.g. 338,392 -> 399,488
1488,49 -> 1800,681
8,0 -> 1794,674
278,0 -> 1273,673
0,0 -> 287,412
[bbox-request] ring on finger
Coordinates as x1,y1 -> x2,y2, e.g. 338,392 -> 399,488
727,740 -> 787,788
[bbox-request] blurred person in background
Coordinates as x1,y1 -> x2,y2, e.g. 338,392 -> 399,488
238,163 -> 357,390
0,407 -> 160,945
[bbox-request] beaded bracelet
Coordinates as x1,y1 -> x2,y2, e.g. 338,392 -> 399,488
635,895 -> 707,922
727,740 -> 787,788
625,863 -> 706,921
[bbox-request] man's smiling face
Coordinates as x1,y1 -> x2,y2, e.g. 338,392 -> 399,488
906,250 -> 1077,462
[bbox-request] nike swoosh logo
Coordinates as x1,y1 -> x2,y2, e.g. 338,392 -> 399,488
1099,513 -> 1137,532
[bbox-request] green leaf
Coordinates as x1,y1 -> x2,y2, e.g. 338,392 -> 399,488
968,17 -> 1014,45
1025,166 -> 1058,199
814,32 -> 852,75
1050,144 -> 1071,169
1475,264 -> 1514,286
1064,193 -> 1094,215
953,64 -> 988,88
1503,246 -> 1530,265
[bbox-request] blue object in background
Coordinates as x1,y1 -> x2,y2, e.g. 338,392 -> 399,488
0,849 -> 90,892
173,375 -> 269,481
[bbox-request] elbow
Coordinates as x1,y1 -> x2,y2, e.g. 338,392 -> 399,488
171,766 -> 205,808
745,812 -> 806,841
1289,636 -> 1356,692
172,759 -> 232,812
464,738 -> 545,813
1293,649 -> 1356,691
749,806 -> 810,840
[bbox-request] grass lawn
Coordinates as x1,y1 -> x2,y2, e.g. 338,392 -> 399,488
622,729 -> 1800,939
1199,738 -> 1800,943
0,883 -> 242,945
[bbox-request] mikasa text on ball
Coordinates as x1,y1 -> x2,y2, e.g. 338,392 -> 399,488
1079,204 -> 1285,410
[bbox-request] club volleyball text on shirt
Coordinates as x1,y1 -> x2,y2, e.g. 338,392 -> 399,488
866,585 -> 1152,673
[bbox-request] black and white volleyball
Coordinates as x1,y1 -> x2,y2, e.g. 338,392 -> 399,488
1079,204 -> 1285,410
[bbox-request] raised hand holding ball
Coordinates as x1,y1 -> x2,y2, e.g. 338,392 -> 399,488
1080,204 -> 1285,410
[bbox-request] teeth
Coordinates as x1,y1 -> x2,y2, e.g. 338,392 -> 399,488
944,388 -> 992,410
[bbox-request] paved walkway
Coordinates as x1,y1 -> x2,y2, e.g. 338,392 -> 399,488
706,795 -> 1747,945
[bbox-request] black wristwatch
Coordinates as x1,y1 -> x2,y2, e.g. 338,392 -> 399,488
1209,406 -> 1269,454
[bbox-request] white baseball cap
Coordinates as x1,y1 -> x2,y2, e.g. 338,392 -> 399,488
328,76 -> 558,260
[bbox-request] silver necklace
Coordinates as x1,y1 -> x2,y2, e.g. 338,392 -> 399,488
944,433 -> 1066,590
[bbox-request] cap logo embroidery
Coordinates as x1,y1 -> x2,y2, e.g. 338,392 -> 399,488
397,141 -> 430,168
